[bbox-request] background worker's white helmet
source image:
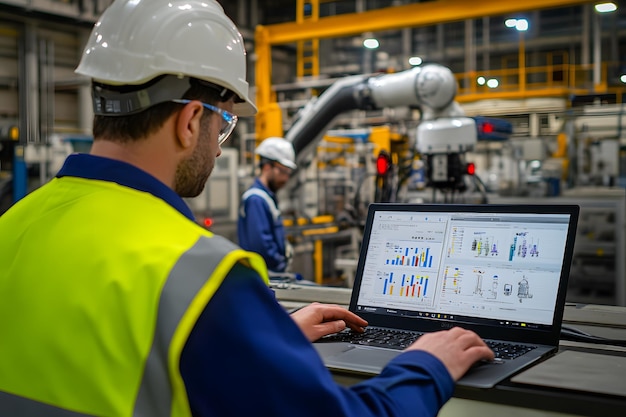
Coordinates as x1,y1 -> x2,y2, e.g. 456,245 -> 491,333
75,0 -> 256,116
255,137 -> 297,170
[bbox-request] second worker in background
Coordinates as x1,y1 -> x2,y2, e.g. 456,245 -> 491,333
238,137 -> 297,276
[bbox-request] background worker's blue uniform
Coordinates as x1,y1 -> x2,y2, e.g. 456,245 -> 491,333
237,178 -> 288,272
1,154 -> 454,417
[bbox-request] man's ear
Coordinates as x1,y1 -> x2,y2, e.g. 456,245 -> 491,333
175,100 -> 203,151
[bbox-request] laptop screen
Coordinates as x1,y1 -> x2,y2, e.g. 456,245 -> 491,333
351,204 -> 579,342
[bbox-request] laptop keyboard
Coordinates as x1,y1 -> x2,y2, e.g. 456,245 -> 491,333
485,340 -> 537,360
321,328 -> 538,360
322,327 -> 423,350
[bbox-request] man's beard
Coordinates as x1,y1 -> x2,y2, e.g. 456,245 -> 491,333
267,177 -> 280,193
174,124 -> 214,198
268,175 -> 288,194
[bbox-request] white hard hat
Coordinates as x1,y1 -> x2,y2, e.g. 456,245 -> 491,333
255,137 -> 297,170
75,0 -> 256,116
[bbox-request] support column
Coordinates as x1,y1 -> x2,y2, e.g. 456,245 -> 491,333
482,16 -> 490,72
593,10 -> 601,88
465,20 -> 476,93
581,4 -> 590,66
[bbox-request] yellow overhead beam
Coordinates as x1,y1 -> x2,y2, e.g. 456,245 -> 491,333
253,0 -> 598,141
260,0 -> 597,45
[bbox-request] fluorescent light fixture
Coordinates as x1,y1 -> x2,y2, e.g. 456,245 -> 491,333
515,19 -> 529,31
477,76 -> 486,85
408,56 -> 423,66
505,18 -> 518,28
595,2 -> 617,13
487,78 -> 499,88
363,38 -> 379,49
505,18 -> 528,31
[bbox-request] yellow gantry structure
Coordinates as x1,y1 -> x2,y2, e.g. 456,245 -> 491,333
254,0 -> 600,141
296,0 -> 320,79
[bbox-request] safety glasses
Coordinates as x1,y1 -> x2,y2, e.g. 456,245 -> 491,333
272,163 -> 293,176
172,99 -> 238,145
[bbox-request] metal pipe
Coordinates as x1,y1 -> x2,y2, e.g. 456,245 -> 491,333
286,64 -> 458,169
286,74 -> 369,167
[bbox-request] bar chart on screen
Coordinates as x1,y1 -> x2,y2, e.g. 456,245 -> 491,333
374,270 -> 435,306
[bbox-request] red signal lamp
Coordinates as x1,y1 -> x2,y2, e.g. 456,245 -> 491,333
481,122 -> 494,134
466,162 -> 476,175
376,152 -> 391,176
203,217 -> 214,228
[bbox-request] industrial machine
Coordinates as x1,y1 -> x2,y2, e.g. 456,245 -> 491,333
270,63 -> 480,284
285,64 -> 476,187
282,63 -> 478,215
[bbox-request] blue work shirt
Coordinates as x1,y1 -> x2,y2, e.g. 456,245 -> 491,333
61,153 -> 454,417
237,178 -> 288,272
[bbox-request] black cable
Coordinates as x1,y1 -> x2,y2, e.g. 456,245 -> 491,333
560,324 -> 626,347
561,324 -> 595,337
472,174 -> 490,204
395,151 -> 416,198
353,172 -> 375,225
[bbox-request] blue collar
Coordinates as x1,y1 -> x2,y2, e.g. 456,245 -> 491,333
56,153 -> 195,221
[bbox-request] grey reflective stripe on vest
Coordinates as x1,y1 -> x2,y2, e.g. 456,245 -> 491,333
0,235 -> 238,417
239,188 -> 280,221
134,234 -> 239,417
0,391 -> 93,417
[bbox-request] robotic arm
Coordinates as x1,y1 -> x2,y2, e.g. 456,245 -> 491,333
368,64 -> 477,192
284,63 -> 476,192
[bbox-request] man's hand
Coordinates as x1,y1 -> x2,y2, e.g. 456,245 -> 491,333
406,327 -> 494,381
290,302 -> 368,342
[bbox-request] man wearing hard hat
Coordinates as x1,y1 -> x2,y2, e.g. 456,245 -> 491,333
0,1 -> 492,416
237,137 -> 297,275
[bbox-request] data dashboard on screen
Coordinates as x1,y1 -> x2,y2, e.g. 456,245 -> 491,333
355,210 -> 571,325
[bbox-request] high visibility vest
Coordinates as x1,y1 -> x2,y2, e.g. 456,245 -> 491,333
0,176 -> 268,417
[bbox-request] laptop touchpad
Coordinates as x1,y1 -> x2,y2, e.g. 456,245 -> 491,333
326,346 -> 400,373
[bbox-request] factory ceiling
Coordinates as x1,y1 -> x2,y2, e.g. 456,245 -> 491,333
251,0 -> 600,44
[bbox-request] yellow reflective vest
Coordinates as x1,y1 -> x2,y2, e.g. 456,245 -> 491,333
0,176 -> 268,416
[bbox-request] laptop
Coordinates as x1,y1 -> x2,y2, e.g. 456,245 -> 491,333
314,203 -> 579,388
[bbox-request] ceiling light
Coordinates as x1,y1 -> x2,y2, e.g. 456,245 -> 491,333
515,19 -> 529,31
408,56 -> 422,66
363,38 -> 379,49
595,2 -> 617,13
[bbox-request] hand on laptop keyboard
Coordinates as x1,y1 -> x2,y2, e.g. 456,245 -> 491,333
485,340 -> 536,360
320,326 -> 495,381
405,327 -> 495,381
290,302 -> 368,342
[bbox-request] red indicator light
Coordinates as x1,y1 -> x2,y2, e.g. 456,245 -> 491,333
466,162 -> 476,175
482,122 -> 494,134
376,153 -> 391,176
203,218 -> 214,228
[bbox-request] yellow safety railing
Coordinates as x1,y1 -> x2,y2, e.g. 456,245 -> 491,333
456,62 -> 625,103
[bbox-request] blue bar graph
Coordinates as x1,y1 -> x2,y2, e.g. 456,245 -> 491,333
385,244 -> 435,268
381,273 -> 430,298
